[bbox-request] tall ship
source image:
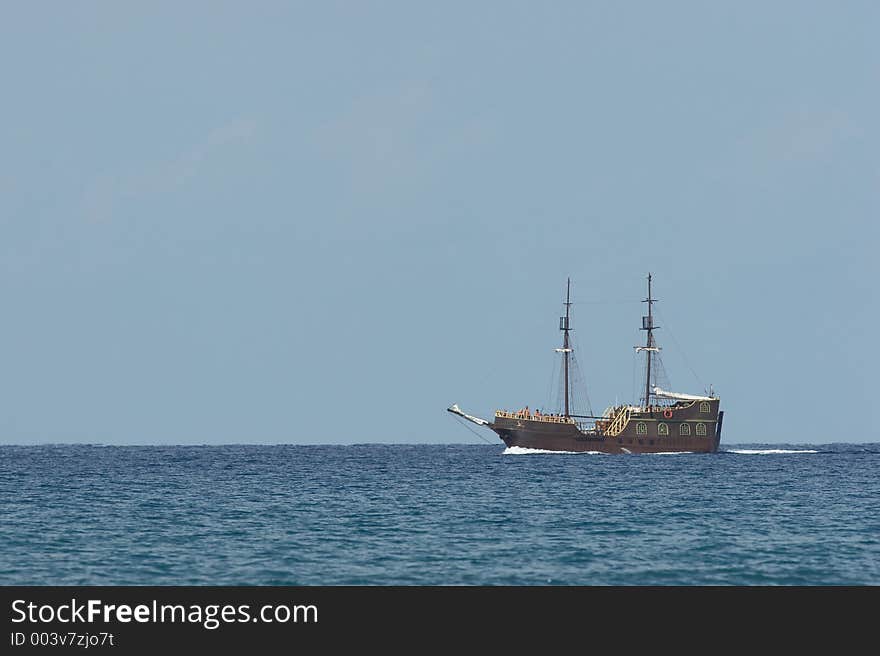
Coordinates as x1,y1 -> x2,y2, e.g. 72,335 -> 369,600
448,274 -> 723,454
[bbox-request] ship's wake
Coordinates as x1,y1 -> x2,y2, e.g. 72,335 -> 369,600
726,448 -> 819,455
502,446 -> 698,455
502,446 -> 603,455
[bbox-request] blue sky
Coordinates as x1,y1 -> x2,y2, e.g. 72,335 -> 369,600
1,2 -> 877,444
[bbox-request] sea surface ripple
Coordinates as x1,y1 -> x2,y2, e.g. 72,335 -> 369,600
1,443 -> 878,585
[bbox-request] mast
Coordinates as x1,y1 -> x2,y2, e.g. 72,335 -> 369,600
561,278 -> 572,417
641,273 -> 657,409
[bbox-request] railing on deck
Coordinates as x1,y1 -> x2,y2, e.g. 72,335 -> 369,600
494,410 -> 576,424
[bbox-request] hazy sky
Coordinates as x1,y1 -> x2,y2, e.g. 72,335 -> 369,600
1,2 -> 877,444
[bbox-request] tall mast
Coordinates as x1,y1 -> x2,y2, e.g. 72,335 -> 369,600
561,278 -> 572,417
641,273 -> 657,409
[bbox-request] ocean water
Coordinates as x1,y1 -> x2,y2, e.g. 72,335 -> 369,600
1,443 -> 878,585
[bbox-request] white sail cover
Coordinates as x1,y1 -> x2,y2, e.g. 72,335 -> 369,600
652,386 -> 714,402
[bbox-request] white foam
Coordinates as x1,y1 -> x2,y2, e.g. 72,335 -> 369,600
727,448 -> 818,455
502,446 -> 601,455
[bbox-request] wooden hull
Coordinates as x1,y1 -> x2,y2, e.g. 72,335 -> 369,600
491,404 -> 723,454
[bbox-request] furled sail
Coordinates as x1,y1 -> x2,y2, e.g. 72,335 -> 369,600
652,386 -> 714,402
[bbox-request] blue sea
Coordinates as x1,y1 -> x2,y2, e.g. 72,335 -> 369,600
1,443 -> 878,585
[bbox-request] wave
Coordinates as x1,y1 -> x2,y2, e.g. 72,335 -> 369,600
726,448 -> 819,455
502,446 -> 602,455
501,447 -> 695,456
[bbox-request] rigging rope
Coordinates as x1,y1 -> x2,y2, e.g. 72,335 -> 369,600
570,300 -> 642,305
654,307 -> 705,389
452,415 -> 496,444
571,333 -> 593,416
631,349 -> 638,406
545,355 -> 559,415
